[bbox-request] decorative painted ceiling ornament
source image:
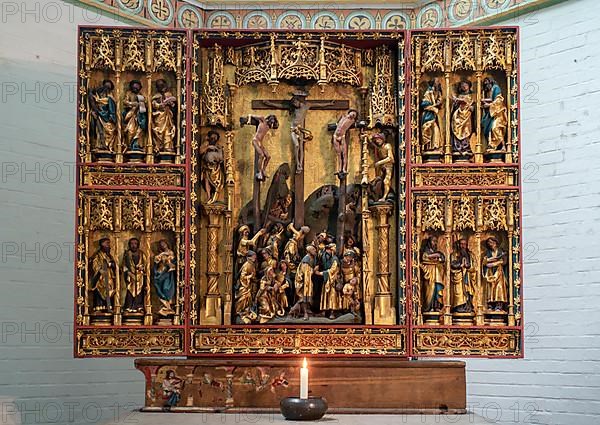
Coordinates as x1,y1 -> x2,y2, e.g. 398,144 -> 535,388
382,11 -> 410,30
311,12 -> 340,30
147,0 -> 174,25
381,11 -> 409,31
449,0 -> 475,24
243,11 -> 272,29
178,5 -> 201,28
346,12 -> 374,30
208,12 -> 235,29
117,0 -> 144,14
276,12 -> 305,30
483,0 -> 512,13
417,3 -> 443,28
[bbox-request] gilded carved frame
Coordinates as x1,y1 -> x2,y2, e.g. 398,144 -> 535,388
74,27 -> 522,358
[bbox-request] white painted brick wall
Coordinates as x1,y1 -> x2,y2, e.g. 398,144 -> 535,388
0,1 -> 598,425
0,3 -> 142,425
467,1 -> 600,424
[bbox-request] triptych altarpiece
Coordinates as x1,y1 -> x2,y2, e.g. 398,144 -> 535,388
74,26 -> 522,358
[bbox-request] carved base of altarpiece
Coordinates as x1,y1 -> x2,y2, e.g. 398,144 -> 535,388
135,358 -> 466,414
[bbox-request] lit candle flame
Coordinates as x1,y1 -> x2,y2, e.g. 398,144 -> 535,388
302,357 -> 308,368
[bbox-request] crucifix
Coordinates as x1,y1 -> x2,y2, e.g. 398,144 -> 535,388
239,114 -> 279,232
251,89 -> 349,227
328,110 -> 360,253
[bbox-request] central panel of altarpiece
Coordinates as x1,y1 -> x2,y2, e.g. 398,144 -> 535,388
74,27 -> 522,359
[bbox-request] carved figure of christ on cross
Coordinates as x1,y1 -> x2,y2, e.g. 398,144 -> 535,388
251,91 -> 349,226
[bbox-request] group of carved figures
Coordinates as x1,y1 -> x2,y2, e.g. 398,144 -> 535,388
420,77 -> 508,161
420,235 -> 509,322
89,237 -> 177,322
234,223 -> 363,323
89,78 -> 177,161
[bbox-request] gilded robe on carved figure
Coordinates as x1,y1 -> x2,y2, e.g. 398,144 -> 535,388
90,238 -> 117,312
451,81 -> 475,155
89,80 -> 118,152
153,239 -> 176,316
123,80 -> 147,152
482,237 -> 508,311
318,244 -> 342,316
420,236 -> 445,312
151,79 -> 177,153
235,251 -> 258,323
420,79 -> 443,152
450,239 -> 476,313
122,238 -> 148,313
481,77 -> 507,151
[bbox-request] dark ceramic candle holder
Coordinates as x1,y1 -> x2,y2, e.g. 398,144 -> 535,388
280,396 -> 328,421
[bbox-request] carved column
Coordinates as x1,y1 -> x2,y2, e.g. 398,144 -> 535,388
201,203 -> 225,325
113,198 -> 122,326
474,196 -> 485,326
474,35 -> 484,163
507,194 -> 516,326
443,39 -> 452,164
373,203 -> 396,325
175,42 -> 183,165
223,131 -> 236,325
115,40 -> 123,163
145,40 -> 154,164
443,195 -> 452,325
505,36 -> 513,164
360,131 -> 374,324
414,40 -> 422,164
83,198 -> 91,325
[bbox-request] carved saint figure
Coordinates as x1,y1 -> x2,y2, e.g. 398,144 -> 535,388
89,238 -> 117,312
482,237 -> 508,311
341,250 -> 361,314
332,109 -> 358,176
371,132 -> 395,202
199,130 -> 224,204
240,114 -> 279,181
122,237 -> 148,313
292,245 -> 317,320
481,77 -> 508,151
282,223 -> 310,270
123,80 -> 148,152
256,266 -> 278,323
89,79 -> 117,152
263,164 -> 292,227
259,247 -> 277,276
420,235 -> 445,313
151,79 -> 177,153
451,80 -> 475,156
343,234 -> 361,259
316,243 -> 342,319
274,261 -> 291,316
265,223 -> 285,261
153,239 -> 176,317
450,238 -> 476,313
235,250 -> 258,324
420,79 -> 443,152
236,225 -> 266,268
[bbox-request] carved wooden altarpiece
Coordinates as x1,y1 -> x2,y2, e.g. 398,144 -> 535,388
74,25 -> 521,410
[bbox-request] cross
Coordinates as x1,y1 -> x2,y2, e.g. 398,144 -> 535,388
251,92 -> 349,227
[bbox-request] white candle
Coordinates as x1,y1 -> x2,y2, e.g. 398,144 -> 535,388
300,357 -> 309,399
